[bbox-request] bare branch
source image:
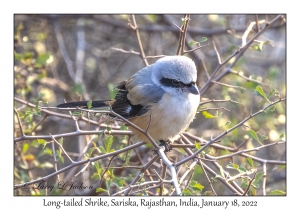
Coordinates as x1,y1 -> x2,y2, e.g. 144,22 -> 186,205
175,98 -> 286,166
176,14 -> 190,55
14,108 -> 25,137
52,20 -> 76,81
214,142 -> 284,160
111,47 -> 166,59
130,15 -> 149,66
124,155 -> 159,195
15,128 -> 132,142
227,169 -> 256,182
212,41 -> 222,64
179,159 -> 197,184
242,19 -> 266,47
29,114 -> 48,134
111,47 -> 140,55
199,99 -> 241,106
212,80 -> 246,91
199,107 -> 230,112
157,148 -> 181,195
74,161 -> 91,179
94,15 -> 285,35
113,180 -> 172,196
243,170 -> 257,196
75,18 -> 89,100
177,138 -> 243,195
14,142 -> 145,190
199,159 -> 217,196
51,141 -> 60,182
183,43 -> 209,55
262,163 -> 267,195
50,134 -> 74,163
99,155 -> 117,187
14,97 -> 120,130
199,15 -> 283,95
255,15 -> 260,32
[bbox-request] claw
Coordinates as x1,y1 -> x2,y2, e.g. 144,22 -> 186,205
159,140 -> 172,152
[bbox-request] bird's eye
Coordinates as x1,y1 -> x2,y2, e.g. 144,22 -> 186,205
172,80 -> 180,86
187,82 -> 195,87
160,77 -> 191,89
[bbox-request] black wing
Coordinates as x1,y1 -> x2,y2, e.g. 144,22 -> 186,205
57,81 -> 149,119
112,81 -> 149,119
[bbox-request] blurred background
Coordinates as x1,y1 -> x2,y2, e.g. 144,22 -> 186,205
14,14 -> 286,196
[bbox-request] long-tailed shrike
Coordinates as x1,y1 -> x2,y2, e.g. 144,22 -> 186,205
57,56 -> 200,148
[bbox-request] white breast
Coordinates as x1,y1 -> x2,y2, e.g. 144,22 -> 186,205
130,92 -> 200,143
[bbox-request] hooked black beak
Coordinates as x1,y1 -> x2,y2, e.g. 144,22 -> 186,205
187,84 -> 199,95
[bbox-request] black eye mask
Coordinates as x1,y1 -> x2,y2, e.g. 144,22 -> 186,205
160,77 -> 195,89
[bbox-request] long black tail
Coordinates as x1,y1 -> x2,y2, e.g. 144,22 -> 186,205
57,100 -> 112,108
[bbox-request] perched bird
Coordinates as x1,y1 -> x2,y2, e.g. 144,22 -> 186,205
57,56 -> 200,147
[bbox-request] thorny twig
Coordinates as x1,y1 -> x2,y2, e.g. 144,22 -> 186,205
175,98 -> 286,167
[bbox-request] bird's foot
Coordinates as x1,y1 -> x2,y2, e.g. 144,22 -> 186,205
159,140 -> 172,152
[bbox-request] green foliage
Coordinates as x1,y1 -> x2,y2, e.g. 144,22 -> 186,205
220,121 -> 231,130
96,187 -> 107,194
104,135 -> 114,153
252,171 -> 264,188
269,190 -> 286,195
72,83 -> 83,95
35,53 -> 51,68
195,142 -> 201,150
124,149 -> 133,165
55,149 -> 64,163
182,189 -> 193,196
85,147 -> 98,159
37,147 -> 53,157
202,111 -> 218,118
192,165 -> 203,181
188,37 -> 207,47
247,130 -> 263,145
22,143 -> 29,154
254,85 -> 270,103
253,42 -> 264,52
226,162 -> 248,173
92,168 -> 126,195
181,17 -> 188,25
247,157 -> 254,168
226,162 -> 239,170
190,180 -> 204,191
108,83 -> 118,100
18,101 -> 44,121
183,180 -> 204,195
199,37 -> 208,42
91,161 -> 103,180
71,111 -> 82,116
252,40 -> 271,52
268,66 -> 280,80
87,100 -> 93,109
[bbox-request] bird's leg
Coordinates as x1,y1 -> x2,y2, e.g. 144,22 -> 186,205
159,140 -> 172,152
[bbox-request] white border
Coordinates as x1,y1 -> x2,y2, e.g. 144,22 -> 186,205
5,1 -> 295,209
